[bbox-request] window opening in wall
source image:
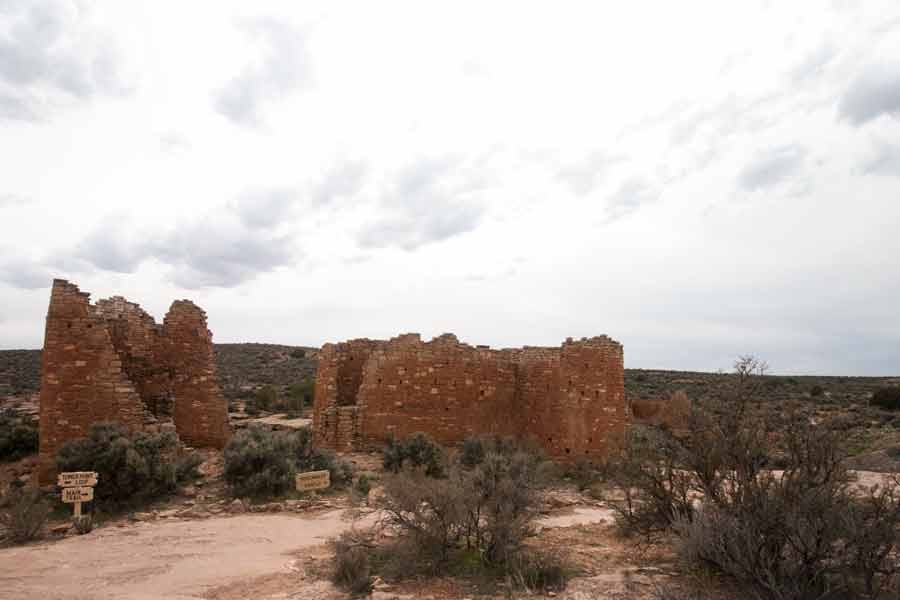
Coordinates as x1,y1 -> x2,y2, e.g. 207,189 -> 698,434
565,447 -> 571,454
67,322 -> 72,328
377,378 -> 382,384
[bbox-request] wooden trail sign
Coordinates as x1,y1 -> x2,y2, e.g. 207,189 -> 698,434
59,471 -> 98,519
296,470 -> 330,492
58,471 -> 98,488
62,486 -> 94,503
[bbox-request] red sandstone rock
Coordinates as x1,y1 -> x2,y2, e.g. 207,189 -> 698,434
313,332 -> 627,461
38,279 -> 230,484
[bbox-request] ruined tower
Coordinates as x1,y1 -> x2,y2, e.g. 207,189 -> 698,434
37,279 -> 230,484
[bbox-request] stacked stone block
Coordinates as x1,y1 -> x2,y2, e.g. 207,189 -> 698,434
38,279 -> 230,484
313,332 -> 626,462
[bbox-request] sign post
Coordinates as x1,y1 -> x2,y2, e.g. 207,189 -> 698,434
59,471 -> 98,520
295,470 -> 330,492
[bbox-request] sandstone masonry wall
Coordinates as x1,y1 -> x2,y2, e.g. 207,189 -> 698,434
38,279 -> 230,484
313,332 -> 626,462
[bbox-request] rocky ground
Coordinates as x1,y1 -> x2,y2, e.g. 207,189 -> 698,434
0,449 -> 701,600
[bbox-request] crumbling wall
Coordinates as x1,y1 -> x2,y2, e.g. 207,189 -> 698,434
38,279 -> 230,484
356,334 -> 520,447
164,301 -> 231,449
313,332 -> 626,461
313,338 -> 383,451
38,282 -> 150,484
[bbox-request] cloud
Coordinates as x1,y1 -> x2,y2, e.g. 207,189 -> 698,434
49,191 -> 299,289
159,133 -> 190,152
0,255 -> 53,289
312,160 -> 367,206
789,42 -> 837,84
152,218 -> 294,289
604,176 -> 660,221
0,0 -> 129,121
231,187 -> 300,229
214,17 -> 311,126
862,141 -> 900,177
357,157 -> 488,250
838,63 -> 900,125
555,151 -> 625,196
738,145 -> 807,191
0,193 -> 29,208
72,222 -> 148,273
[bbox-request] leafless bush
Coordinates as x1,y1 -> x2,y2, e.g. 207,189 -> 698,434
0,487 -> 49,544
371,436 -> 557,585
608,355 -> 900,599
507,549 -> 569,593
329,529 -> 375,596
73,514 -> 93,535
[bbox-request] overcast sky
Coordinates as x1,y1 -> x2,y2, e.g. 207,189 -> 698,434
1,1 -> 899,375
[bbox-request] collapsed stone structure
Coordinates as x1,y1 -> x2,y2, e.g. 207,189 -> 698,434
37,279 -> 230,484
313,333 -> 626,461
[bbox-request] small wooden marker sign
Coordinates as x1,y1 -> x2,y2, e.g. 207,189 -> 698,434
295,470 -> 330,492
58,471 -> 98,488
59,471 -> 98,519
62,486 -> 94,503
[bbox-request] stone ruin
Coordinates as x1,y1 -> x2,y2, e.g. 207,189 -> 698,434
37,279 -> 230,484
313,333 -> 627,462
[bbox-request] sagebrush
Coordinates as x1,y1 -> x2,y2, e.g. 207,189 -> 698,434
56,422 -> 197,507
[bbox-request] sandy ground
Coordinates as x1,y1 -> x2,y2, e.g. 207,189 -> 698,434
0,510 -> 373,600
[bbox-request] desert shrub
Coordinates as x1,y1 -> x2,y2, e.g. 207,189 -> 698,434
288,380 -> 315,407
290,348 -> 306,359
378,436 -> 549,572
355,474 -> 371,498
292,427 -> 353,489
0,409 -> 38,461
872,387 -> 900,411
507,549 -> 569,593
73,514 -> 93,535
330,529 -> 374,595
460,436 -> 486,468
56,422 -> 183,507
254,385 -> 278,412
810,384 -> 825,397
564,458 -> 601,491
223,425 -> 296,497
175,453 -> 203,481
0,487 -> 49,543
607,357 -> 900,599
382,432 -> 445,477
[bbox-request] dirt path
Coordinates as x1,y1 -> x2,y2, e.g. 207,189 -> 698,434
0,510 -> 370,600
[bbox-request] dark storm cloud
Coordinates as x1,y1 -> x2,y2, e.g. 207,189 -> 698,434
356,157 -> 488,250
0,0 -> 128,121
838,63 -> 900,125
603,176 -> 660,221
555,151 -> 625,196
738,145 -> 807,191
863,141 -> 900,177
214,18 -> 311,127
